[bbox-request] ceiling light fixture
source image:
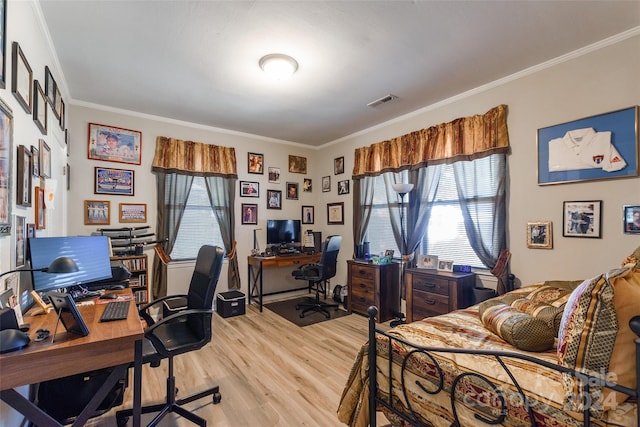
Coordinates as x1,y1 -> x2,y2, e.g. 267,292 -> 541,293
259,53 -> 298,80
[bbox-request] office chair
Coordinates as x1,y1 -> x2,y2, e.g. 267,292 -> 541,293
116,245 -> 225,427
292,235 -> 342,318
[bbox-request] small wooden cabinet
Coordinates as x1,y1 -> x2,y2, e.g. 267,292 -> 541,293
405,269 -> 475,323
111,254 -> 149,305
347,260 -> 399,322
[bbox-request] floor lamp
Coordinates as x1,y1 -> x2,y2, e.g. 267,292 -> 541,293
391,183 -> 413,327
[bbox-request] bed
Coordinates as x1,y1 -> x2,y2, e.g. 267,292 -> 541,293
338,252 -> 640,427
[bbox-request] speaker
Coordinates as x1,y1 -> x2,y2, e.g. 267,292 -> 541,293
312,232 -> 322,253
0,308 -> 19,331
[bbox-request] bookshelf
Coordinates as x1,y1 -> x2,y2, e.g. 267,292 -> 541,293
111,254 -> 149,305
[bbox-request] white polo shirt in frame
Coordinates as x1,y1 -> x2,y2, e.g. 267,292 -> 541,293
548,127 -> 626,172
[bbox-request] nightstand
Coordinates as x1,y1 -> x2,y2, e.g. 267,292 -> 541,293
347,260 -> 399,322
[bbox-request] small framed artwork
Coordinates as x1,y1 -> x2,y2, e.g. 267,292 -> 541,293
44,65 -> 56,106
526,221 -> 553,249
16,145 -> 31,207
327,202 -> 344,225
58,97 -> 65,130
623,205 -> 640,234
437,259 -> 454,272
288,155 -> 307,174
53,84 -> 63,121
563,200 -> 602,238
322,176 -> 331,192
537,106 -> 639,185
11,42 -> 33,114
303,178 -> 312,192
334,156 -> 344,175
39,139 -> 51,178
13,215 -> 26,268
31,145 -> 40,177
248,152 -> 264,174
27,223 -> 35,239
302,205 -> 314,224
338,180 -> 350,195
241,203 -> 258,225
267,190 -> 281,209
240,181 -> 259,197
119,203 -> 147,223
268,166 -> 280,183
35,186 -> 45,229
85,200 -> 110,225
286,182 -> 298,200
88,123 -> 142,165
0,98 -> 12,236
417,254 -> 438,269
32,80 -> 47,135
94,167 -> 135,196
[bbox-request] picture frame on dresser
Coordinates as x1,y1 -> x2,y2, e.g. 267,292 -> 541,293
537,106 -> 639,185
562,200 -> 602,238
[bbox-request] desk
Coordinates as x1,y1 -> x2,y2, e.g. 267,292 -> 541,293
248,253 -> 321,312
0,290 -> 144,426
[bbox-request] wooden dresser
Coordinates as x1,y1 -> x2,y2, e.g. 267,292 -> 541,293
405,268 -> 476,322
347,260 -> 399,322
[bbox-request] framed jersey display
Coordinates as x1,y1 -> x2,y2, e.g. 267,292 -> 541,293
537,106 -> 638,185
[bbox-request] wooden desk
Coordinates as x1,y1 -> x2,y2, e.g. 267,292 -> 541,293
0,290 -> 144,426
248,253 -> 321,312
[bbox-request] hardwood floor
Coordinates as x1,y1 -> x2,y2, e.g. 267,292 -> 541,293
88,300 -> 390,426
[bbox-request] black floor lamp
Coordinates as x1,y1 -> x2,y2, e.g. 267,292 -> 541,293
390,183 -> 414,327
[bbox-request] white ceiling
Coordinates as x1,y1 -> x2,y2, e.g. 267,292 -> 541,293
38,1 -> 640,146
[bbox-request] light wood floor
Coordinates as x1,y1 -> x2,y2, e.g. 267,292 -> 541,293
88,300 -> 390,426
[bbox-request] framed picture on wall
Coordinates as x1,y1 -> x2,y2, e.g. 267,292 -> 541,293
39,139 -> 51,178
241,203 -> 258,225
286,182 -> 298,200
288,155 -> 307,174
303,178 -> 312,192
334,156 -> 344,175
266,190 -> 281,209
119,203 -> 146,223
31,145 -> 40,177
240,181 -> 259,197
327,202 -> 344,225
84,200 -> 110,225
16,145 -> 31,206
88,123 -> 142,165
302,205 -> 314,224
35,186 -> 45,229
0,98 -> 12,236
526,221 -> 553,249
32,80 -> 47,135
623,205 -> 640,234
562,200 -> 602,238
322,176 -> 330,192
248,152 -> 264,174
0,0 -> 6,89
11,42 -> 33,114
94,167 -> 135,196
268,166 -> 280,183
13,215 -> 26,268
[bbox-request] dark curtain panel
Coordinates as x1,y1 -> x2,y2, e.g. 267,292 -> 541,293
352,176 -> 375,257
153,172 -> 193,297
204,176 -> 240,289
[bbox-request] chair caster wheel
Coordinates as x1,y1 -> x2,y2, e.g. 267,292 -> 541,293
117,416 -> 129,427
299,313 -> 305,318
213,391 -> 222,404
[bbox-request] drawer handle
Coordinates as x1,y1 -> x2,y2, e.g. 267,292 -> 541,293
358,269 -> 367,274
424,299 -> 436,305
423,283 -> 435,288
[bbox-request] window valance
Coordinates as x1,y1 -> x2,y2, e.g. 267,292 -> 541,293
152,136 -> 237,178
352,104 -> 509,178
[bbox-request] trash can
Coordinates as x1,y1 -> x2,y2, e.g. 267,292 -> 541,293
473,287 -> 496,305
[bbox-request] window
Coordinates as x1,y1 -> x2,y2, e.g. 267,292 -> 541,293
170,177 -> 224,260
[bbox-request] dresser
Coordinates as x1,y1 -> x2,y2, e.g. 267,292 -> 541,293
405,268 -> 476,322
347,260 -> 399,322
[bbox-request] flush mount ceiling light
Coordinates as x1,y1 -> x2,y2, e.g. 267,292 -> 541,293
259,53 -> 298,80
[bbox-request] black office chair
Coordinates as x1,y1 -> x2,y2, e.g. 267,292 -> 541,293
292,235 -> 342,318
116,245 -> 225,427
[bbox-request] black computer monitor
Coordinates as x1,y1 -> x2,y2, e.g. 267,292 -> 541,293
266,220 -> 301,245
28,236 -> 113,292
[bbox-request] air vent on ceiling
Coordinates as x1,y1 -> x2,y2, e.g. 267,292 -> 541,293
367,94 -> 398,108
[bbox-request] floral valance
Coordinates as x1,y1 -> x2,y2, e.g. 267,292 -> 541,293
152,136 -> 237,177
352,104 -> 509,178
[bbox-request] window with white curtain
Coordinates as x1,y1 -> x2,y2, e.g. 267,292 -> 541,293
170,177 -> 224,260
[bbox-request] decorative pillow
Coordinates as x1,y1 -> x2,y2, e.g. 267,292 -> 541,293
510,298 -> 563,336
479,300 -> 555,352
557,274 -> 617,418
526,284 -> 575,307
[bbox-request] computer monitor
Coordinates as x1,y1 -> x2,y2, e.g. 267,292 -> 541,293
266,220 -> 301,246
28,236 -> 113,292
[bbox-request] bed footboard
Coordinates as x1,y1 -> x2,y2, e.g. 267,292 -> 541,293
367,306 -> 640,427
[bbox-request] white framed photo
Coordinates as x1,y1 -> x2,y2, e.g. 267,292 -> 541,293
437,259 -> 454,272
417,254 -> 438,269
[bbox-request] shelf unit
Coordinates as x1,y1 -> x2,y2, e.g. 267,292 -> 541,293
111,254 -> 149,305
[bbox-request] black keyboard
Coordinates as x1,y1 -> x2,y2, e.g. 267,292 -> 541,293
100,301 -> 131,322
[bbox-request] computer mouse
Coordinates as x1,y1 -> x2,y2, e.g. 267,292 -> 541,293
0,329 -> 31,354
99,293 -> 119,300
110,284 -> 126,290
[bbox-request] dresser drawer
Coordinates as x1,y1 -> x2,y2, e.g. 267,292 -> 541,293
350,265 -> 376,280
350,278 -> 374,298
412,290 -> 450,318
412,275 -> 450,296
350,299 -> 371,316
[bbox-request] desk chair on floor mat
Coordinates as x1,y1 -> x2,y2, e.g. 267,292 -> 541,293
292,235 -> 342,318
116,245 -> 225,427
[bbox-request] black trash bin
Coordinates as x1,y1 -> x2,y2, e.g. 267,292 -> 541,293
473,287 -> 496,305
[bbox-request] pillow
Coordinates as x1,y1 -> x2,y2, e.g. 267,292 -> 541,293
510,298 -> 564,336
526,284 -> 575,307
479,300 -> 555,352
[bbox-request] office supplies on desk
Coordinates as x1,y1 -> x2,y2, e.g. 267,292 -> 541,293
100,301 -> 131,322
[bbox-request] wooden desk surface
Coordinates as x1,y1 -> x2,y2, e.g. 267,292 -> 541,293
247,253 -> 320,268
0,290 -> 143,390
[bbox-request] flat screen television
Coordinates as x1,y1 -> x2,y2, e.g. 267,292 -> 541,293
266,220 -> 301,246
28,236 -> 113,292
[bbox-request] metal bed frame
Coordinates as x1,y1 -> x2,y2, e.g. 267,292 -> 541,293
367,307 -> 640,427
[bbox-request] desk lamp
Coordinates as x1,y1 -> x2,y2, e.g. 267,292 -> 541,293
391,183 -> 414,327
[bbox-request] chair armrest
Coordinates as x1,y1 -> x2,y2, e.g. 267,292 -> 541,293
138,294 -> 189,327
144,308 -> 214,357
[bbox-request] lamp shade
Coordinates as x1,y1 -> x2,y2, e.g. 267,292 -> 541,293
44,256 -> 79,274
259,53 -> 298,80
392,183 -> 414,194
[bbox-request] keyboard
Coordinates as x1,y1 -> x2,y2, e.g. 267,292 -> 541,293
100,301 -> 131,322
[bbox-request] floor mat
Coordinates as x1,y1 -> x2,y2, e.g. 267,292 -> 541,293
264,296 -> 350,327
